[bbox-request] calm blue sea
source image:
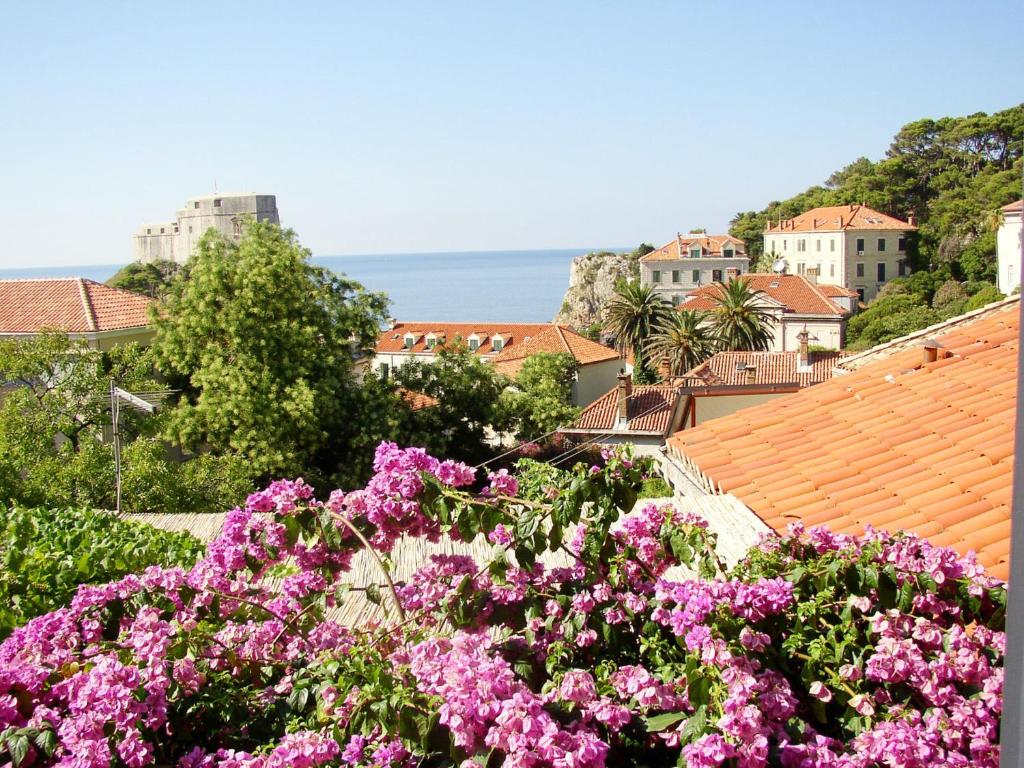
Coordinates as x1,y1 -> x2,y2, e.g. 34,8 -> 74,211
0,249 -> 617,322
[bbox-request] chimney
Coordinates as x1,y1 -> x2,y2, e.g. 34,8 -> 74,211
726,267 -> 739,282
677,233 -> 683,257
388,317 -> 398,330
837,215 -> 843,228
797,329 -> 810,369
805,266 -> 818,285
744,364 -> 756,385
907,211 -> 916,227
616,370 -> 632,423
922,339 -> 944,365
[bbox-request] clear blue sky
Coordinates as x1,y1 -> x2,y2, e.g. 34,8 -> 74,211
0,1 -> 1020,267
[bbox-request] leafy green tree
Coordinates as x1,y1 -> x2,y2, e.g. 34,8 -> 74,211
499,352 -> 580,439
931,279 -> 969,317
645,310 -> 717,378
964,284 -> 1005,312
707,278 -> 776,352
603,281 -> 672,365
391,346 -> 510,465
107,260 -> 181,298
151,222 -> 389,486
0,333 -> 253,513
845,294 -> 941,349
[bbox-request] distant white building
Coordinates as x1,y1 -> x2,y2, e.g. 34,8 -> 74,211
134,193 -> 280,264
639,233 -> 749,304
997,200 -> 1022,295
763,204 -> 916,302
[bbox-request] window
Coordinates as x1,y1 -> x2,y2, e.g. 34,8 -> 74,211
689,246 -> 701,258
830,239 -> 836,252
897,260 -> 908,277
492,338 -> 504,352
856,288 -> 865,302
213,199 -> 222,208
830,263 -> 835,277
712,269 -> 723,282
898,236 -> 907,251
797,262 -> 806,275
692,269 -> 700,284
877,238 -> 886,252
233,220 -> 242,237
379,363 -> 389,381
426,337 -> 436,350
652,270 -> 661,283
723,248 -> 734,258
146,228 -> 151,234
189,226 -> 193,233
672,270 -> 680,283
404,336 -> 414,350
468,338 -> 479,351
160,227 -> 165,234
877,262 -> 886,282
856,262 -> 865,278
797,239 -> 806,252
856,238 -> 865,253
816,239 -> 821,252
783,240 -> 788,251
816,263 -> 822,275
194,202 -> 199,209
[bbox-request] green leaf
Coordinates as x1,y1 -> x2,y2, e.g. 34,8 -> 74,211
8,733 -> 28,767
645,711 -> 688,732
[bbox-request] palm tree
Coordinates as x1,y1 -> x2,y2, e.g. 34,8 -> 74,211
603,281 -> 673,365
708,277 -> 776,351
645,310 -> 718,378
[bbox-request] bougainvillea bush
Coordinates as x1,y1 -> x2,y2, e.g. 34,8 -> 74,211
0,444 -> 1006,767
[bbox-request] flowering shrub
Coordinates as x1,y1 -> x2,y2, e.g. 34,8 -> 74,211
0,442 -> 1006,767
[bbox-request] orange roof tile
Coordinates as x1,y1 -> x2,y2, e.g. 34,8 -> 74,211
678,274 -> 854,316
678,350 -> 848,388
640,234 -> 747,263
0,278 -> 153,334
765,204 -> 916,233
492,325 -> 620,376
566,384 -> 683,435
396,387 -> 439,411
667,298 -> 1020,580
376,322 -> 553,358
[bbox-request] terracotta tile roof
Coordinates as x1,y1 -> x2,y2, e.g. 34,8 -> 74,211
375,322 -> 554,357
765,204 -> 916,233
1002,199 -> 1023,214
640,234 -> 747,263
666,300 -> 1019,579
492,326 -> 620,376
0,278 -> 153,334
678,350 -> 849,388
567,384 -> 683,435
678,274 -> 853,316
396,387 -> 439,411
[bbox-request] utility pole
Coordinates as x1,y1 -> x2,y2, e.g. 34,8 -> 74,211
109,380 -> 156,515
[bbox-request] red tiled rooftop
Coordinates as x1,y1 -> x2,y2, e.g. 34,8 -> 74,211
678,350 -> 849,388
0,278 -> 153,334
568,384 -> 683,434
765,204 -> 916,233
678,274 -> 853,316
396,387 -> 439,411
667,299 -> 1020,579
376,322 -> 553,357
493,325 -> 619,376
640,234 -> 747,263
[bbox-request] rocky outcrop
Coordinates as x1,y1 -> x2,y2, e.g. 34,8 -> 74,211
553,251 -> 639,329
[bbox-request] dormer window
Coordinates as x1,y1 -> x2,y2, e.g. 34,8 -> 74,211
492,336 -> 504,352
404,334 -> 415,350
689,246 -> 702,258
426,334 -> 438,350
468,334 -> 480,351
723,248 -> 734,258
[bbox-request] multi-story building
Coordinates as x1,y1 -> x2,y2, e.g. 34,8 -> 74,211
762,204 -> 916,302
639,234 -> 749,305
133,193 -> 280,264
997,199 -> 1022,295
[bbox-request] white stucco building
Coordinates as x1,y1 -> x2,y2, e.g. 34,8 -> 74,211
998,200 -> 1022,295
639,234 -> 749,304
763,204 -> 916,302
134,193 -> 280,264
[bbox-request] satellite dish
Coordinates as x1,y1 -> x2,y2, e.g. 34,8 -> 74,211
772,258 -> 787,274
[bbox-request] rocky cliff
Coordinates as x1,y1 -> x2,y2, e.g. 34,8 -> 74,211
553,250 -> 641,329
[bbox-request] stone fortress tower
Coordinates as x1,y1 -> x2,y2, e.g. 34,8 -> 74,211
133,193 -> 280,264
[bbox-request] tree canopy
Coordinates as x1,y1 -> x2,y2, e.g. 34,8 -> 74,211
645,310 -> 717,377
706,278 -> 776,352
107,260 -> 181,298
151,222 -> 390,487
499,351 -> 580,438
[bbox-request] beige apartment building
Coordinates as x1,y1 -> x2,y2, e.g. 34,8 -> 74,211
763,204 -> 916,301
639,233 -> 749,304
